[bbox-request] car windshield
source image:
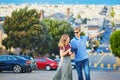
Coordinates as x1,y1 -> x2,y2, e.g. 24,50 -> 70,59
46,58 -> 54,61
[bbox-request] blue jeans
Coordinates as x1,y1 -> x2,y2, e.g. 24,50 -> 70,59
75,58 -> 90,80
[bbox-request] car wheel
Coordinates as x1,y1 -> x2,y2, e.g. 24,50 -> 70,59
27,67 -> 32,73
45,65 -> 51,71
13,65 -> 22,73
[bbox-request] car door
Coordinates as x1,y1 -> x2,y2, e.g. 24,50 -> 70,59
39,58 -> 47,69
5,56 -> 17,69
0,56 -> 8,70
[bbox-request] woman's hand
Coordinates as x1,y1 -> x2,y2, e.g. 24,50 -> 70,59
67,49 -> 71,53
60,48 -> 71,57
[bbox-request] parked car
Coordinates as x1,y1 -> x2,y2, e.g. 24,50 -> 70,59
54,58 -> 76,69
71,59 -> 76,69
54,59 -> 61,66
35,57 -> 58,71
21,55 -> 37,70
96,45 -> 111,53
0,55 -> 32,73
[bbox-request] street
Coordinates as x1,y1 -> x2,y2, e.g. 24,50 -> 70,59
0,69 -> 120,80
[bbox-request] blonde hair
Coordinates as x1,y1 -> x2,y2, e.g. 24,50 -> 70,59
58,34 -> 69,47
73,27 -> 81,32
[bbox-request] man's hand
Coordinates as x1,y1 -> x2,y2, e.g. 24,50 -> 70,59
89,30 -> 105,39
100,30 -> 105,34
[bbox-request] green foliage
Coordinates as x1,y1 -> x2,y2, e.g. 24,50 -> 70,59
80,31 -> 86,36
3,7 -> 39,34
92,40 -> 100,50
27,22 -> 49,54
111,21 -> 115,27
93,40 -> 100,47
2,7 -> 48,55
110,30 -> 120,58
110,7 -> 115,18
2,7 -> 73,56
82,18 -> 87,24
77,14 -> 81,18
110,11 -> 115,18
41,19 -> 73,54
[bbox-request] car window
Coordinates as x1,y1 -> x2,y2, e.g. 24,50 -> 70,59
30,57 -> 34,61
40,58 -> 46,62
22,56 -> 31,60
8,56 -> 17,60
13,56 -> 26,60
34,59 -> 38,62
47,58 -> 54,61
54,59 -> 60,62
0,56 -> 7,61
0,56 -> 6,61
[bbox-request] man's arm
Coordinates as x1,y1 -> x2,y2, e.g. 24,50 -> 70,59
89,30 -> 105,39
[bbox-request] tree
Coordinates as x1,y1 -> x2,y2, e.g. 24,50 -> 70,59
80,31 -> 86,36
27,22 -> 49,56
77,14 -> 81,19
111,21 -> 115,27
82,18 -> 87,24
2,7 -> 48,56
41,19 -> 73,55
92,40 -> 100,51
89,39 -> 100,51
110,30 -> 120,58
110,7 -> 115,18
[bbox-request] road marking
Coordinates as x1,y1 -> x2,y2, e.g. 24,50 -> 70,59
113,64 -> 116,69
101,63 -> 104,68
107,64 -> 110,68
94,63 -> 97,67
95,53 -> 106,67
89,53 -> 117,69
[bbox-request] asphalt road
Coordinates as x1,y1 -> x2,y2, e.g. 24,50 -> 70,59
89,53 -> 116,69
0,69 -> 120,80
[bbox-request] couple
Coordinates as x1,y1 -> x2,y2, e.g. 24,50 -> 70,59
51,27 -> 104,80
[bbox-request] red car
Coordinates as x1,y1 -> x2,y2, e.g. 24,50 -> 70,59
35,57 -> 58,71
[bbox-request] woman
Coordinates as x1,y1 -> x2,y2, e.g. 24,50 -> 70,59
51,34 -> 73,80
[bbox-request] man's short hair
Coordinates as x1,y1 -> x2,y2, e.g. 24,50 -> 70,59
73,27 -> 81,32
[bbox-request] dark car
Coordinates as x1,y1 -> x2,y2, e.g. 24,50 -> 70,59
96,45 -> 111,53
71,59 -> 76,69
0,55 -> 32,73
21,55 -> 37,70
35,57 -> 58,71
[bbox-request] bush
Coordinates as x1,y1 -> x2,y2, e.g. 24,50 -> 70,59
110,30 -> 120,58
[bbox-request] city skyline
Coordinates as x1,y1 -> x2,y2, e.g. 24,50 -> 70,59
0,0 -> 120,5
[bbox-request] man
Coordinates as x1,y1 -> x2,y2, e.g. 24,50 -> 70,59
70,27 -> 104,80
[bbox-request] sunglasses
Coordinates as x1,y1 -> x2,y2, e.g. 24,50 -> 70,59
74,32 -> 79,34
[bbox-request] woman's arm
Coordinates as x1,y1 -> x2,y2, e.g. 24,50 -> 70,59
60,49 -> 70,57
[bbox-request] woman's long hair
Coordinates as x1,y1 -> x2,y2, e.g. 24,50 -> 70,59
58,34 -> 69,47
